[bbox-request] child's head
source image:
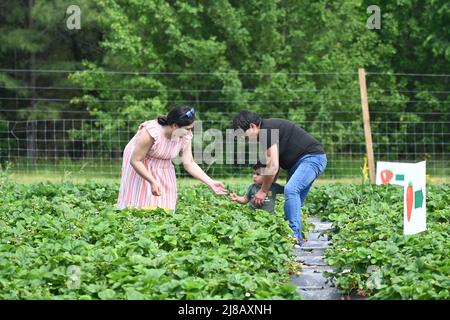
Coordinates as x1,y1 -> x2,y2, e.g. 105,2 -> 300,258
252,162 -> 265,185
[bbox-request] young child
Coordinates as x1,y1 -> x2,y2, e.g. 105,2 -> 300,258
229,163 -> 284,213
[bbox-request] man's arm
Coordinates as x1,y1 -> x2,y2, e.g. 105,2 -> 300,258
253,144 -> 279,206
260,143 -> 279,192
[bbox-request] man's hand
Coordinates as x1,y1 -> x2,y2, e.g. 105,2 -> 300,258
253,189 -> 267,206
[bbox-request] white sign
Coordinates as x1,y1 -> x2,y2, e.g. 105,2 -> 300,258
376,161 -> 426,235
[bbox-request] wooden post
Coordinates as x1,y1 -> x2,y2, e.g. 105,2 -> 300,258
358,68 -> 375,184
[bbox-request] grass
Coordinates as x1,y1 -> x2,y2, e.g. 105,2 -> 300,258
8,171 -> 448,186
2,158 -> 449,185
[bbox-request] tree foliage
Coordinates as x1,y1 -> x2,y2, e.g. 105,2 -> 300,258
0,1 -> 448,169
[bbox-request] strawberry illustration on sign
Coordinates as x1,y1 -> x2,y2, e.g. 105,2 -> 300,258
380,169 -> 394,184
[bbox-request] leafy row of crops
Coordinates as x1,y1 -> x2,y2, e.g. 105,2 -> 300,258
304,184 -> 450,299
1,171 -> 448,300
0,180 -> 299,299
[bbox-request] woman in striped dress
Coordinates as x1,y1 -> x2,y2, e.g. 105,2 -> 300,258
117,106 -> 227,211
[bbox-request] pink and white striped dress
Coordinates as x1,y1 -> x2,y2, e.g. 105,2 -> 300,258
117,119 -> 192,211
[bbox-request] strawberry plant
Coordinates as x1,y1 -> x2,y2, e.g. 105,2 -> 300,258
304,183 -> 450,299
0,181 -> 300,300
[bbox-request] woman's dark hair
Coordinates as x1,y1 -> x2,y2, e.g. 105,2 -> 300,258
157,106 -> 196,127
232,110 -> 261,131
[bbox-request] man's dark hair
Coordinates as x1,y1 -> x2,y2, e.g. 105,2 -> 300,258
252,162 -> 266,171
232,110 -> 261,131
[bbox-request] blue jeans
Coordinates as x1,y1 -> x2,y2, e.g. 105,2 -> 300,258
284,154 -> 327,245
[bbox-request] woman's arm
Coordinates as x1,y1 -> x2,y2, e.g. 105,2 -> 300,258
130,129 -> 161,196
180,138 -> 227,195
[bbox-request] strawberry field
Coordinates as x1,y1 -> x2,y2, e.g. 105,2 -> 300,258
0,177 -> 449,300
304,184 -> 450,299
0,180 -> 299,299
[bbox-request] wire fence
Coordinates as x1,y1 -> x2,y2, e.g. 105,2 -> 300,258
0,113 -> 448,182
0,70 -> 449,182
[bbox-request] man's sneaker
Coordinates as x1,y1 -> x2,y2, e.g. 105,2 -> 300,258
293,237 -> 307,248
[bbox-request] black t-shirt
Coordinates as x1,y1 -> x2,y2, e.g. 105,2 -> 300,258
259,118 -> 325,170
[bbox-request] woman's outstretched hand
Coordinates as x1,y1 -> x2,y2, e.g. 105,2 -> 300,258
209,180 -> 228,195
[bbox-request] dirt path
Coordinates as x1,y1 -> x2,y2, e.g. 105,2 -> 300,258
290,217 -> 344,299
291,216 -> 368,300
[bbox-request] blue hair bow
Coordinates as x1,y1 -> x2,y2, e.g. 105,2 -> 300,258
182,107 -> 195,119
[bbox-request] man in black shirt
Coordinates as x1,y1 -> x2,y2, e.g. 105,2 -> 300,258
232,110 -> 327,247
